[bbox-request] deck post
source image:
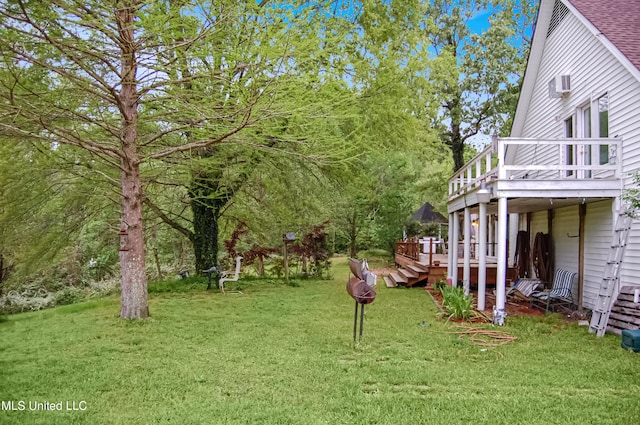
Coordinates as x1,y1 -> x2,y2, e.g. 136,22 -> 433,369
478,201 -> 487,311
488,215 -> 494,256
494,197 -> 508,325
451,211 -> 460,286
463,208 -> 471,296
447,213 -> 453,276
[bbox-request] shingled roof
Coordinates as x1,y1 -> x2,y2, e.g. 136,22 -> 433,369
411,202 -> 447,224
568,0 -> 640,71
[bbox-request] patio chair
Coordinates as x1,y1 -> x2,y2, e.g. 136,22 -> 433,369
219,256 -> 243,294
507,278 -> 544,301
530,269 -> 578,313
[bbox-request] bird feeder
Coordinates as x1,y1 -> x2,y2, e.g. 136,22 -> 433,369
118,229 -> 129,252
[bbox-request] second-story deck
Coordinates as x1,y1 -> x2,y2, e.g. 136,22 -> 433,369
447,137 -> 622,213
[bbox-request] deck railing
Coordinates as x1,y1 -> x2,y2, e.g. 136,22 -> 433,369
395,241 -> 420,261
448,137 -> 621,198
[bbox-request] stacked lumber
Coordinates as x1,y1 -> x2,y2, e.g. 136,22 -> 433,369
607,285 -> 640,335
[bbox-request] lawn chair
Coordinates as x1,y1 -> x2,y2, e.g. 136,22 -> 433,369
219,256 -> 243,294
530,269 -> 578,313
507,278 -> 544,301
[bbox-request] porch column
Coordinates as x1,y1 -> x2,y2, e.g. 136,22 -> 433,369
451,211 -> 460,286
447,213 -> 454,278
463,208 -> 471,296
478,202 -> 487,311
494,197 -> 508,325
488,215 -> 495,256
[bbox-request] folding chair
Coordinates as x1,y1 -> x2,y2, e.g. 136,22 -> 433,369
530,269 -> 577,313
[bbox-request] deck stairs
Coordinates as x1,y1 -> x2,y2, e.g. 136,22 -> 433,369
589,205 -> 635,337
383,262 -> 430,288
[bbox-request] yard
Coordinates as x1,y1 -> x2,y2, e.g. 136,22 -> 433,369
1,257 -> 639,425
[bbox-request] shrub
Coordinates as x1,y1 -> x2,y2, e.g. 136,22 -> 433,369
54,287 -> 83,306
0,286 -> 55,314
433,279 -> 447,291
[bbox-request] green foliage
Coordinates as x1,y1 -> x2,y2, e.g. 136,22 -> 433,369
0,0 -> 536,316
440,285 -> 475,320
433,279 -> 447,292
148,276 -> 208,294
53,287 -> 83,306
623,172 -> 640,215
355,249 -> 393,264
424,0 -> 537,170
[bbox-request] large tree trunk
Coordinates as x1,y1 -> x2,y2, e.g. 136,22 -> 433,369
450,133 -> 464,172
190,192 -> 221,273
449,109 -> 465,172
119,156 -> 149,319
0,253 -> 4,296
347,208 -> 359,258
117,1 -> 149,319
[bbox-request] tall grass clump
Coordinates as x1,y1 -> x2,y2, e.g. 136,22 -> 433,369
440,285 -> 474,320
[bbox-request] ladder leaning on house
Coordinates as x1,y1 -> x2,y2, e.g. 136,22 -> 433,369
589,205 -> 636,337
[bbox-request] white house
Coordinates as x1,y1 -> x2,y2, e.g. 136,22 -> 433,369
446,0 -> 640,332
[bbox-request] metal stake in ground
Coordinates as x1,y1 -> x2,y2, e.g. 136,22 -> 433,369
352,300 -> 367,342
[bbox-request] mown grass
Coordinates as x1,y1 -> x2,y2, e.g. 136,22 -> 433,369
1,257 -> 639,424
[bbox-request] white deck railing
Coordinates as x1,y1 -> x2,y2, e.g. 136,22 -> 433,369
448,137 -> 621,198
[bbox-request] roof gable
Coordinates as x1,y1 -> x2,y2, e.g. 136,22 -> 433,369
510,0 -> 640,137
568,0 -> 640,71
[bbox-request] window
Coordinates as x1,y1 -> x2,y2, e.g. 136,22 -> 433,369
564,115 -> 575,177
598,94 -> 609,164
580,104 -> 592,178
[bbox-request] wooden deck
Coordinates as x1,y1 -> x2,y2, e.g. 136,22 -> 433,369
388,253 -> 517,288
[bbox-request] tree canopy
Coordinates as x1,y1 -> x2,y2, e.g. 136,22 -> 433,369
0,0 -> 537,317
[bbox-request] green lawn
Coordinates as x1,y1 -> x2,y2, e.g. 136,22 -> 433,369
1,257 -> 639,424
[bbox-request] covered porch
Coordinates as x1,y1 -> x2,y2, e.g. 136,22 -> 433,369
447,136 -> 622,324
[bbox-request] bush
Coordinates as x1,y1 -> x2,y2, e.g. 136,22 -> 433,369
0,286 -> 55,314
54,287 -> 83,306
433,279 -> 447,291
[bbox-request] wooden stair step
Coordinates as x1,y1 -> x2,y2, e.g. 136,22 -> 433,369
384,276 -> 397,288
407,264 -> 429,274
390,272 -> 408,286
416,261 -> 431,269
399,268 -> 418,279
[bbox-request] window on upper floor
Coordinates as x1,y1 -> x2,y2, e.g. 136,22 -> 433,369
564,115 -> 575,177
564,93 -> 610,179
598,94 -> 609,164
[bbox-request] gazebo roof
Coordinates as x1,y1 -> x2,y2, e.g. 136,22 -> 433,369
411,202 -> 447,224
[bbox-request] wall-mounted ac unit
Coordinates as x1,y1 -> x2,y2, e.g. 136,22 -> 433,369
548,74 -> 571,98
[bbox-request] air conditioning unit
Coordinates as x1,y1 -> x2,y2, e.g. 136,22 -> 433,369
548,74 -> 571,98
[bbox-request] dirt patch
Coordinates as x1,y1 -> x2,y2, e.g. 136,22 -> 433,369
424,285 -> 545,319
370,267 -> 396,277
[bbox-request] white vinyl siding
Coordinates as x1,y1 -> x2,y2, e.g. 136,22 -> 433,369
583,200 -> 613,309
621,218 -> 640,293
551,206 -> 579,276
509,5 -> 640,301
528,211 -> 548,279
511,10 -> 640,181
